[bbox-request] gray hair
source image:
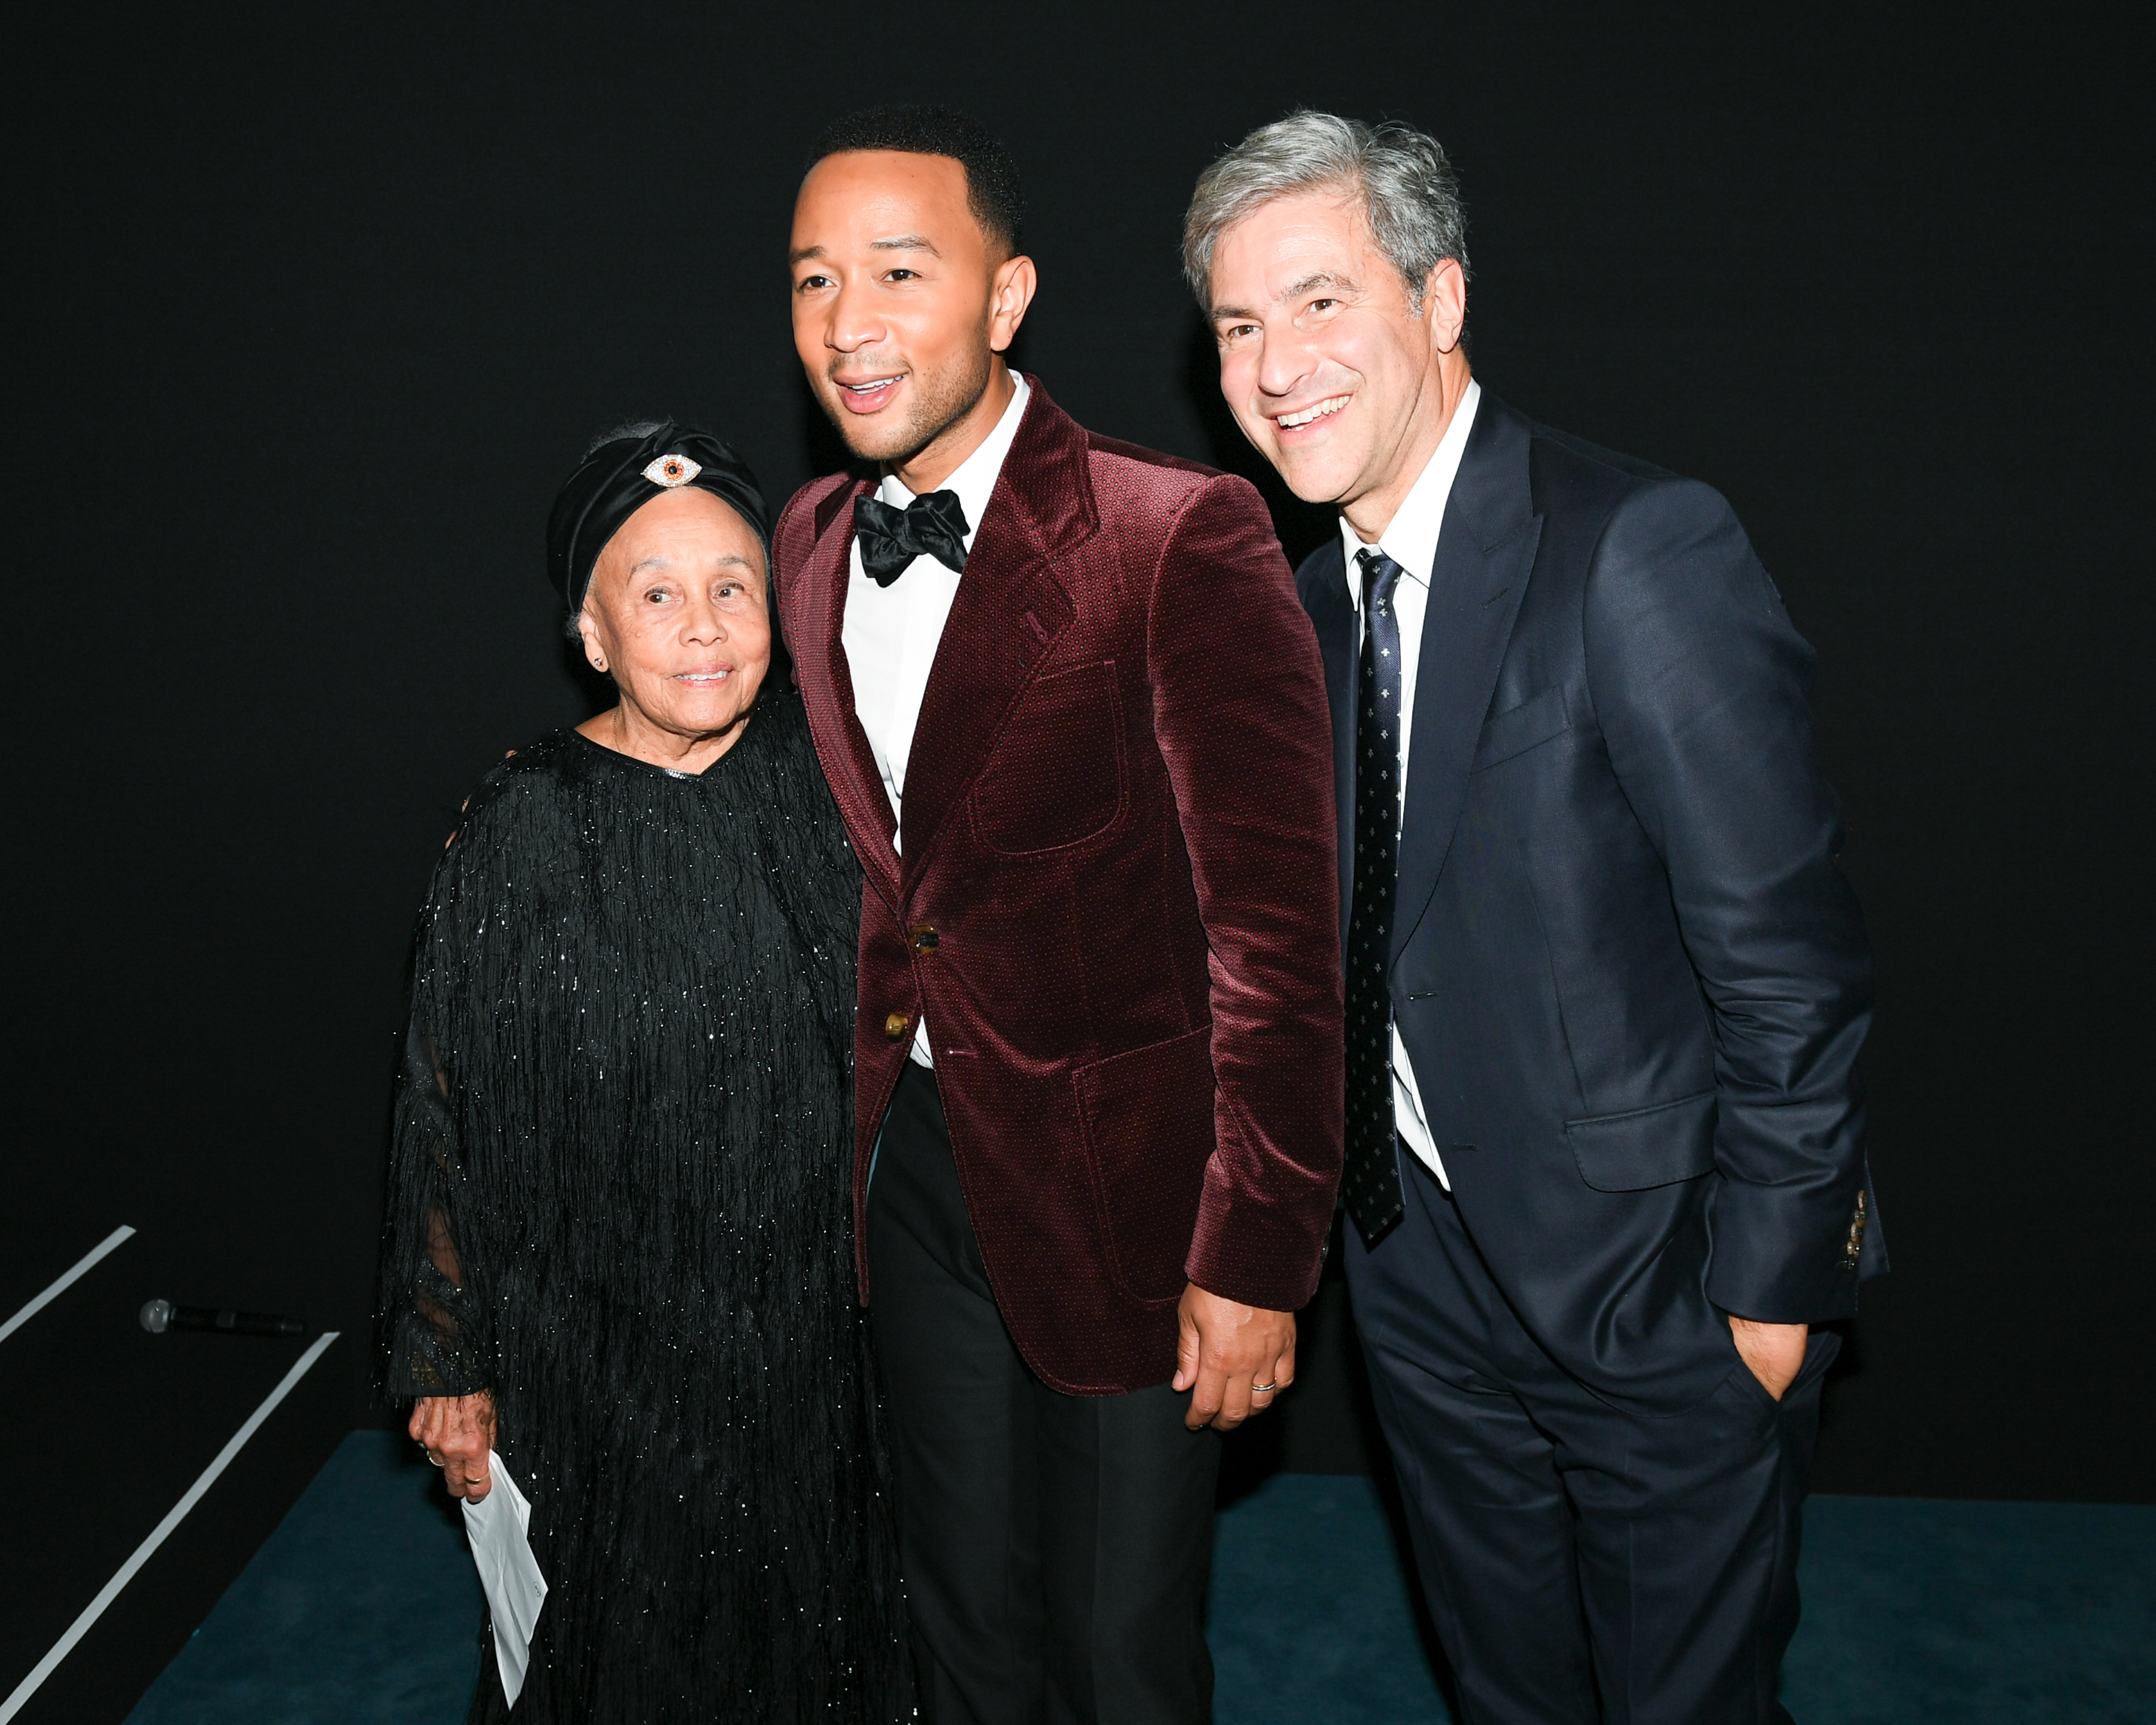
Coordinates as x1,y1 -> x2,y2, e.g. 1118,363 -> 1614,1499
1182,111 -> 1469,313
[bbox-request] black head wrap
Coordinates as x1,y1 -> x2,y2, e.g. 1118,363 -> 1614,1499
546,420 -> 771,616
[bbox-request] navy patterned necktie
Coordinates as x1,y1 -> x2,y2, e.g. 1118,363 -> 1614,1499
1343,548 -> 1409,1248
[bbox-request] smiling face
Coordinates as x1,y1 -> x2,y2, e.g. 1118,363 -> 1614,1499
1208,190 -> 1468,537
575,487 -> 772,771
789,149 -> 1037,491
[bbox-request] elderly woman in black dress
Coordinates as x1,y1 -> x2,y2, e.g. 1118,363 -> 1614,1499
377,425 -> 906,1723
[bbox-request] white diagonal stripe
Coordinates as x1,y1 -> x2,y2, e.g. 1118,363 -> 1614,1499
0,1226 -> 136,1346
0,1330 -> 341,1721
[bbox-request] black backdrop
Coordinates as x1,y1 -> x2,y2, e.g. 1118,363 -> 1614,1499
4,5 -> 2148,1719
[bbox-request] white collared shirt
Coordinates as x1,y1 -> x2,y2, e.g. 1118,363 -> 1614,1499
843,369 -> 1031,1067
1340,377 -> 1481,1186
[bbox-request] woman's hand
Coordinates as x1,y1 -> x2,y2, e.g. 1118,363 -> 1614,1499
410,1391 -> 498,1501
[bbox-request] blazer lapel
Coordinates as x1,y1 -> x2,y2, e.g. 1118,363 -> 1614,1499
1301,540 -> 1359,954
897,383 -> 1088,889
801,477 -> 901,909
1391,395 -> 1542,967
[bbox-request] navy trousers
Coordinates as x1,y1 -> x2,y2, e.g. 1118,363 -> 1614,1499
1343,1148 -> 1837,1724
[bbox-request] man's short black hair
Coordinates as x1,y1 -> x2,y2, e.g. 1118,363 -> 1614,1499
807,105 -> 1024,255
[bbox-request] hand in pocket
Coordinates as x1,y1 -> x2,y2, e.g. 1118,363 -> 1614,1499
1728,1315 -> 1807,1401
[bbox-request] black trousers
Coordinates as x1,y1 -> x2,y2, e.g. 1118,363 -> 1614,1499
866,1060 -> 1221,1725
1343,1148 -> 1837,1725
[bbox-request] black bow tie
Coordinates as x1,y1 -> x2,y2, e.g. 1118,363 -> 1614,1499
854,489 -> 971,586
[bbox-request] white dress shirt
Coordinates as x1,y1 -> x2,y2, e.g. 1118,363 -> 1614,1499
1341,377 -> 1482,1186
843,370 -> 1032,1067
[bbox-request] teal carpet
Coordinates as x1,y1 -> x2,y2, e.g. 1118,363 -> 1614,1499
128,1432 -> 2155,1723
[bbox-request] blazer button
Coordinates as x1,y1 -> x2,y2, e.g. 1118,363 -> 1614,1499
883,1012 -> 912,1041
909,924 -> 938,952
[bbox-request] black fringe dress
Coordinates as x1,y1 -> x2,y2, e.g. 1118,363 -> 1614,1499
377,688 -> 910,1723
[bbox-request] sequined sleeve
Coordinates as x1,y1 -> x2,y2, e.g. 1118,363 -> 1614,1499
377,848 -> 492,1400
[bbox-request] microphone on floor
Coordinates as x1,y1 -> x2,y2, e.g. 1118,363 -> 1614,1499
140,1298 -> 306,1337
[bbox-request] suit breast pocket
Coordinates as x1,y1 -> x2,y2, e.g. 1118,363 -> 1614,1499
968,659 -> 1128,855
1471,685 -> 1570,771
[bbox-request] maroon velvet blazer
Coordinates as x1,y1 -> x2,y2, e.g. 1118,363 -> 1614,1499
776,380 -> 1344,1394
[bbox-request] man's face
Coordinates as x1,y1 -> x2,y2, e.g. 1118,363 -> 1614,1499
790,150 -> 1006,467
1208,191 -> 1456,510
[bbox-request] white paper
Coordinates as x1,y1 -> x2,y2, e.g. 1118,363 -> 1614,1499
462,1449 -> 547,1705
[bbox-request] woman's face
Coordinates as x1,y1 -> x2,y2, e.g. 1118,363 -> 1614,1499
577,488 -> 772,753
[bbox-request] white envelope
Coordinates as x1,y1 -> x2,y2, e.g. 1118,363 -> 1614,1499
462,1449 -> 548,1705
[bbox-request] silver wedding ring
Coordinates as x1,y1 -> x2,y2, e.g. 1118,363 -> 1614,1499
1252,1381 -> 1279,1394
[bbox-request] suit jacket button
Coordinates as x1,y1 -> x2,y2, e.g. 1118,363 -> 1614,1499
909,924 -> 938,952
883,1012 -> 912,1041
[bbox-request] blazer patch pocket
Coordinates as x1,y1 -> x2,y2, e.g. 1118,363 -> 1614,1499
1472,686 -> 1570,771
969,659 -> 1127,854
1565,1089 -> 1717,1192
1074,1024 -> 1217,1304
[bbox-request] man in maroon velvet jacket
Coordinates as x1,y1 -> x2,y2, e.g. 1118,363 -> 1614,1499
778,107 -> 1343,1724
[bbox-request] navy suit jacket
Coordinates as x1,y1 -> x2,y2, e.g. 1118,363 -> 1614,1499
1300,391 -> 1882,1407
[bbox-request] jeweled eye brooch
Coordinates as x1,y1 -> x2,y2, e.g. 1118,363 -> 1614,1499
643,453 -> 702,488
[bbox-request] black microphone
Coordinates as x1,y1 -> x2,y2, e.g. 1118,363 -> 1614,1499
140,1298 -> 305,1337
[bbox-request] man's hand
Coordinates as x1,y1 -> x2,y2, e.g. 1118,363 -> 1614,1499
1728,1315 -> 1808,1402
410,1391 -> 498,1500
1173,1284 -> 1295,1431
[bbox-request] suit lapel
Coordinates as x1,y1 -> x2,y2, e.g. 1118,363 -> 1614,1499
897,384 -> 1089,889
1392,396 -> 1542,967
1301,540 -> 1359,952
801,477 -> 901,909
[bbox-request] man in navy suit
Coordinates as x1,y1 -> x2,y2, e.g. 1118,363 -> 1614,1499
1185,113 -> 1884,1722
